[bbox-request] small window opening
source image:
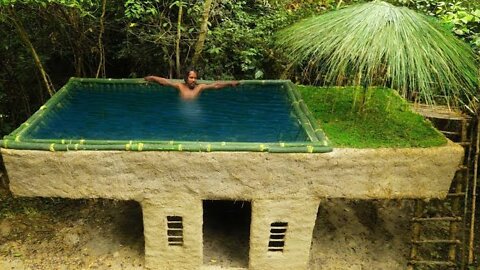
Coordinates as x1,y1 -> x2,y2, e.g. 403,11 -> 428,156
268,222 -> 288,252
167,216 -> 183,246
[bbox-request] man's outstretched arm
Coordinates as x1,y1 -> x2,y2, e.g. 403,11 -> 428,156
144,76 -> 179,89
200,81 -> 240,91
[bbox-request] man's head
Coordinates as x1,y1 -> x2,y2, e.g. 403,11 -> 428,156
184,69 -> 198,89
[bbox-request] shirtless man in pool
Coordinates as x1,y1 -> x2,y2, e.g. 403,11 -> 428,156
144,70 -> 239,100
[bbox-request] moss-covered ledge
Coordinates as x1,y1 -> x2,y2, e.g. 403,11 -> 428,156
297,85 -> 447,148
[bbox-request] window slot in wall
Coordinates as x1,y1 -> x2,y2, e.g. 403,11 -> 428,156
167,216 -> 183,246
268,222 -> 287,252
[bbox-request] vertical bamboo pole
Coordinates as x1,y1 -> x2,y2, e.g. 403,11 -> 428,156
461,119 -> 468,143
461,118 -> 473,270
449,162 -> 466,263
408,200 -> 424,270
468,116 -> 479,264
450,118 -> 470,264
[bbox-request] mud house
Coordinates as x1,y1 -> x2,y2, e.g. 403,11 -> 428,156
0,79 -> 463,269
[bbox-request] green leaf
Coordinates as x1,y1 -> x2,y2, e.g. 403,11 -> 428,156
254,70 -> 264,79
472,9 -> 480,18
460,14 -> 473,23
473,36 -> 480,46
454,28 -> 464,35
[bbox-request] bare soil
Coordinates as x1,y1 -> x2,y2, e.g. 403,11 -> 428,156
1,185 -> 414,270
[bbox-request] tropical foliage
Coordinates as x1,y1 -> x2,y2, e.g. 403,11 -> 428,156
391,0 -> 480,56
276,1 -> 478,110
0,0 -> 479,136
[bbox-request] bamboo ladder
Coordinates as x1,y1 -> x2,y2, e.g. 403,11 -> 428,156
408,104 -> 477,270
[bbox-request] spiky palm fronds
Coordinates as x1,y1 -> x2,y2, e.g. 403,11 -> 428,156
276,1 -> 478,107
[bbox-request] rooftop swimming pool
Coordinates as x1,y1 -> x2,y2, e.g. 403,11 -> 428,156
0,79 -> 464,270
2,78 -> 331,153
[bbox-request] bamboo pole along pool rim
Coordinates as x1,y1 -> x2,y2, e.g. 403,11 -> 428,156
1,78 -> 332,153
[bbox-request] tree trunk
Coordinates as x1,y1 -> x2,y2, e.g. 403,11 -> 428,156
8,7 -> 55,97
63,8 -> 88,77
57,7 -> 82,76
175,4 -> 184,78
191,0 -> 214,66
95,0 -> 107,78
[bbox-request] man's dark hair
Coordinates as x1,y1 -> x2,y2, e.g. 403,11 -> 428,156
184,68 -> 198,83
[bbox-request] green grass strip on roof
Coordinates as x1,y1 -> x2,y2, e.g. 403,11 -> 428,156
297,85 -> 447,148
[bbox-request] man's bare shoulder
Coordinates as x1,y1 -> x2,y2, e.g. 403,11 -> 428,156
194,83 -> 209,91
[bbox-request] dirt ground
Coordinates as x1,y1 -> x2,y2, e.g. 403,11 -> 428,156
0,181 -> 419,270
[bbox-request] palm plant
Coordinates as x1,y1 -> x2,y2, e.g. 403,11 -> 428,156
276,1 -> 478,111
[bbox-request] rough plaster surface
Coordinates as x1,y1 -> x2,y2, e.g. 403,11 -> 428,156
1,141 -> 463,200
142,197 -> 202,270
249,199 -> 319,270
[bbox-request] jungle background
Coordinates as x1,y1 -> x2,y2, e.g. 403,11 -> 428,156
1,0 -> 480,136
1,0 -> 480,269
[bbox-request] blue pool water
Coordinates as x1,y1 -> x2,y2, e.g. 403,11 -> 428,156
25,83 -> 308,142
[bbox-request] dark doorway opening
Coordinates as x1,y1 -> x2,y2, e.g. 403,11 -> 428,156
203,200 -> 251,268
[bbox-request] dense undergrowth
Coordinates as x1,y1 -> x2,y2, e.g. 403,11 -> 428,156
298,85 -> 447,148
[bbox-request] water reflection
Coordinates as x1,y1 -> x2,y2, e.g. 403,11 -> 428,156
179,98 -> 205,125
